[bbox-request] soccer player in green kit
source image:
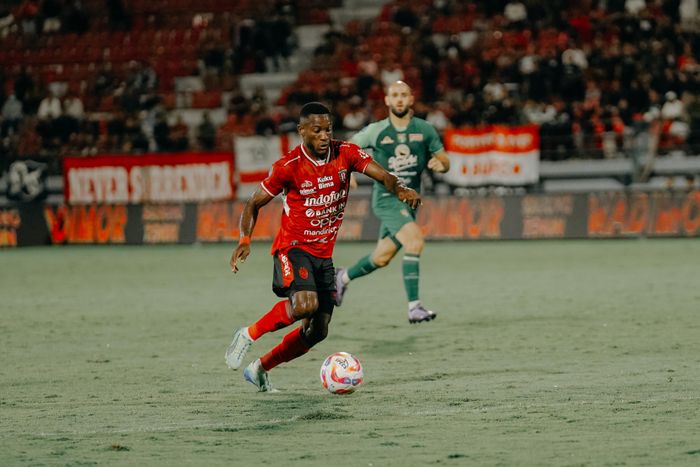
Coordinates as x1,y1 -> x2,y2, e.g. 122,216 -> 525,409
335,81 -> 450,323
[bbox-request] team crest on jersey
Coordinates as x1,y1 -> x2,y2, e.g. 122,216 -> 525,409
298,266 -> 309,280
338,169 -> 347,183
380,136 -> 395,144
409,133 -> 424,142
398,133 -> 407,142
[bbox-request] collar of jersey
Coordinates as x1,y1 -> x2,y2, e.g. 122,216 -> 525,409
301,143 -> 330,166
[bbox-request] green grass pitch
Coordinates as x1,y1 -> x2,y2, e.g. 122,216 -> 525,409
1,240 -> 699,465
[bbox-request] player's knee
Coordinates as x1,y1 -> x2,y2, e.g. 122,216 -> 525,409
371,253 -> 391,268
304,322 -> 329,344
291,292 -> 318,318
403,237 -> 424,254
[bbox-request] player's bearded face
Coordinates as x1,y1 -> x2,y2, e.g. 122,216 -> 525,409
386,86 -> 414,118
390,106 -> 410,118
299,114 -> 332,158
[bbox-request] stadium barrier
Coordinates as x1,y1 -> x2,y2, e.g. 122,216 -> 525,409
1,190 -> 698,247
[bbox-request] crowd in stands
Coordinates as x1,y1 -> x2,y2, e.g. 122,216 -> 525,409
1,0 -> 700,168
283,0 -> 700,160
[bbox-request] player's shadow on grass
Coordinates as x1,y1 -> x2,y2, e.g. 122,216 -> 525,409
234,394 -> 351,430
339,335 -> 419,356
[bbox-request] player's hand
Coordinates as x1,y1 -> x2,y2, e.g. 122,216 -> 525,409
427,156 -> 447,173
397,187 -> 421,209
230,243 -> 251,274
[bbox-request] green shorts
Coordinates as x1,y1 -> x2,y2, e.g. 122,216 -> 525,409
372,193 -> 417,242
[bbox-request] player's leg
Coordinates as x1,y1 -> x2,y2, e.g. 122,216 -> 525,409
242,251 -> 332,391
335,234 -> 399,305
256,291 -> 333,373
336,195 -> 411,306
395,221 -> 435,323
225,249 -> 315,371
243,290 -> 320,392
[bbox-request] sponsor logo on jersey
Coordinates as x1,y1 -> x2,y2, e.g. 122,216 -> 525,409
279,252 -> 293,284
305,202 -> 345,218
301,180 -> 313,188
318,181 -> 334,189
298,266 -> 309,280
317,175 -> 333,183
398,133 -> 407,142
303,189 -> 347,207
303,225 -> 340,237
299,187 -> 317,195
409,133 -> 424,142
380,136 -> 395,144
310,212 -> 344,227
388,144 -> 418,172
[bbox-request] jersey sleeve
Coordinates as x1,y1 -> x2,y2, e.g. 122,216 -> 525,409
345,143 -> 373,174
425,122 -> 445,155
350,125 -> 374,149
260,160 -> 290,197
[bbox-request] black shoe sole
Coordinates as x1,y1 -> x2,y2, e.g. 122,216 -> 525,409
408,314 -> 437,324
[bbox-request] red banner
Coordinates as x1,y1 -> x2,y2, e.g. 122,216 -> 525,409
443,125 -> 540,186
63,153 -> 234,205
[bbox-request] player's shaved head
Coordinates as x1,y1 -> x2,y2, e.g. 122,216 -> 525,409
387,80 -> 412,94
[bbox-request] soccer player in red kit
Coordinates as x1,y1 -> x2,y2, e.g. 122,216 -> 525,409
225,102 -> 421,391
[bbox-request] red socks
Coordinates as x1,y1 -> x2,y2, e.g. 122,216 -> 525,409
260,327 -> 310,371
248,300 -> 294,341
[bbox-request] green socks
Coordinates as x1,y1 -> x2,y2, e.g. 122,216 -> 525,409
347,253 -> 421,303
347,254 -> 378,280
402,254 -> 420,302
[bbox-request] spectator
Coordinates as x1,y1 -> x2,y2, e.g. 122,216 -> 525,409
661,91 -> 685,121
254,109 -> 276,136
40,0 -> 62,33
14,67 -> 35,103
123,114 -> 148,153
37,92 -> 62,120
0,7 -> 14,38
107,111 -> 126,151
380,60 -> 404,88
169,114 -> 190,152
1,94 -> 23,137
196,111 -> 216,150
153,111 -> 171,152
63,91 -> 84,121
504,1 -> 527,28
342,97 -> 368,131
426,102 -> 450,131
16,0 -> 39,35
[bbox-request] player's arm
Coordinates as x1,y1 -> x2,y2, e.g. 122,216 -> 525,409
427,150 -> 450,173
230,186 -> 275,273
363,160 -> 421,209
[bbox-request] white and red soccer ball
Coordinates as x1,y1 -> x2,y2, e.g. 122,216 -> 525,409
320,352 -> 364,394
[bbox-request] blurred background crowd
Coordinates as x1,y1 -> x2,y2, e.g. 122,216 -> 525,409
1,0 -> 699,168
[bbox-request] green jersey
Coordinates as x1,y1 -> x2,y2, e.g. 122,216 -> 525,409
350,117 -> 444,197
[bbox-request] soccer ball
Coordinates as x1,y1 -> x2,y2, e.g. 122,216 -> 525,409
320,352 -> 364,394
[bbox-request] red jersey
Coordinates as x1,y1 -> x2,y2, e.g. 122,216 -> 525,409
260,140 -> 373,258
